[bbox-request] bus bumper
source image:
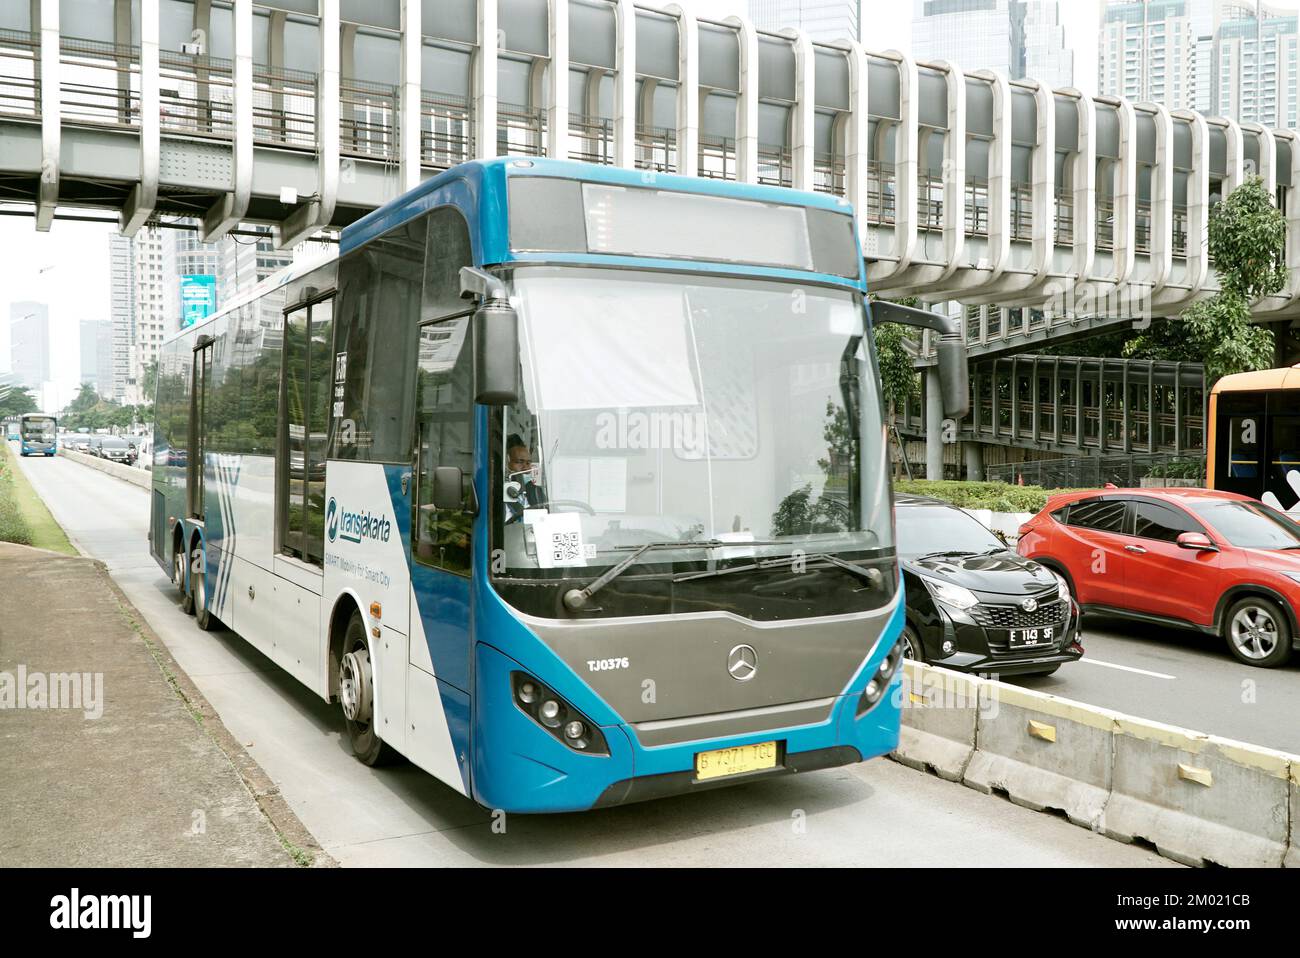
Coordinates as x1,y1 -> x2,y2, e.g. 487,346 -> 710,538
470,641 -> 902,814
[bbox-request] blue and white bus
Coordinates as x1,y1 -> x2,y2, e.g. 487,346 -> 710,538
19,414 -> 57,456
150,157 -> 966,813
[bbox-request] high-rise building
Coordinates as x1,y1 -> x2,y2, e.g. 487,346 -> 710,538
79,319 -> 113,395
1099,1 -> 1208,109
1214,0 -> 1299,129
912,0 -> 1073,89
1098,1 -> 1297,128
8,302 -> 50,392
748,1 -> 861,43
109,232 -> 136,403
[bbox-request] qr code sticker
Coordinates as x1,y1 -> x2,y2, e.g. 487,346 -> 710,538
552,532 -> 582,564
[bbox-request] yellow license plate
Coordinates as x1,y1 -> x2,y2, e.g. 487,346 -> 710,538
694,741 -> 780,781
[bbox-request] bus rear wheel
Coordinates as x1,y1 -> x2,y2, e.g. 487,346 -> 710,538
338,613 -> 397,766
175,543 -> 194,615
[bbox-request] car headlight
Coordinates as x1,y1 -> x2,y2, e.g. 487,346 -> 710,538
1052,572 -> 1071,602
921,577 -> 979,611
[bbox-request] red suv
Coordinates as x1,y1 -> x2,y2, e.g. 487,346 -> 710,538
1017,489 -> 1300,668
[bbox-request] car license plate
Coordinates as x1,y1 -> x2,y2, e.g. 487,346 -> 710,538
1009,626 -> 1054,649
695,741 -> 780,781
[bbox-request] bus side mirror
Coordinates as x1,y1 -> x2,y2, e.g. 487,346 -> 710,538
935,335 -> 971,421
870,300 -> 970,420
432,466 -> 467,512
461,267 -> 520,406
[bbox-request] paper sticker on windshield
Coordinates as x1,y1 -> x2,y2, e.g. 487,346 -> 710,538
534,513 -> 591,568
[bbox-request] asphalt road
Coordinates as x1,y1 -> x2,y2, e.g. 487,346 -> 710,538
14,448 -> 1175,867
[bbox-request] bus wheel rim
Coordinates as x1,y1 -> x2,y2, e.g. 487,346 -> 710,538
340,649 -> 373,725
1231,606 -> 1278,659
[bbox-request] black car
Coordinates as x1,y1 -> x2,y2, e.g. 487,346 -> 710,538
895,495 -> 1084,676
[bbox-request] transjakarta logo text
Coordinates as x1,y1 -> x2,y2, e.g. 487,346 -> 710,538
327,497 -> 391,544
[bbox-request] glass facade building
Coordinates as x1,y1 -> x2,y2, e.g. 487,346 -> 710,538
748,1 -> 861,43
912,0 -> 1073,88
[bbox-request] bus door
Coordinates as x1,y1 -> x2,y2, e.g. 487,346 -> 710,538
1265,395 -> 1300,514
1215,391 -> 1267,500
189,337 -> 214,522
408,315 -> 474,694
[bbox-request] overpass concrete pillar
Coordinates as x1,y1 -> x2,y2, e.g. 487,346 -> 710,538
925,367 -> 944,480
964,443 -> 985,482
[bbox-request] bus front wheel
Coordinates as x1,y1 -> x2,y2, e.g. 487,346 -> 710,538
339,613 -> 397,766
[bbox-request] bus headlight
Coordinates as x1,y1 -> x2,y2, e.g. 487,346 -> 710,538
511,672 -> 608,755
858,640 -> 903,716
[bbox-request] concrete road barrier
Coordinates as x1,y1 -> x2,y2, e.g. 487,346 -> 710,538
1289,765 -> 1300,869
901,661 -> 1300,867
61,448 -> 150,490
892,662 -> 981,782
964,683 -> 1116,830
1103,718 -> 1293,868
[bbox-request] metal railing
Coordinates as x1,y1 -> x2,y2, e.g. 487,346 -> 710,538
252,64 -> 315,148
757,145 -> 792,188
918,171 -> 943,231
498,101 -> 545,156
59,36 -> 139,129
340,78 -> 397,159
635,124 -> 675,172
569,114 -> 612,165
158,50 -> 233,138
1172,203 -> 1189,256
814,152 -> 845,196
1096,198 -> 1115,251
1010,182 -> 1033,241
865,160 -> 896,226
698,133 -> 736,180
986,453 -> 1207,489
966,177 -> 989,235
1055,189 -> 1074,245
1134,199 -> 1152,253
0,29 -> 39,119
421,92 -> 472,169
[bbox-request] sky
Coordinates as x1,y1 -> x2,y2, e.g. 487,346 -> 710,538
5,0 -> 1300,411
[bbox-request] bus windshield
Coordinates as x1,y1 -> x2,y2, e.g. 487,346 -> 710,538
492,267 -> 891,591
21,417 -> 55,441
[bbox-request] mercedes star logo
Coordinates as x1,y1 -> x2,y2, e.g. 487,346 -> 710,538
1021,597 -> 1039,613
728,644 -> 758,681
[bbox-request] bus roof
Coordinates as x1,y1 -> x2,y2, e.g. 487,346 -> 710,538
1211,364 -> 1300,395
344,157 -> 855,255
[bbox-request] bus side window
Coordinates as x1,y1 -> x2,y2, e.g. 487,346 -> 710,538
413,317 -> 474,574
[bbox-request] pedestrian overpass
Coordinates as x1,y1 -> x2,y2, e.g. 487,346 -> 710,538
2,0 -> 1299,327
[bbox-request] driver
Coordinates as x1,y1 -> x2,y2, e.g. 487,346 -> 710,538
505,433 -> 547,523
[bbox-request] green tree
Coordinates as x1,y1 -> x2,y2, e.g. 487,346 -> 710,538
1125,177 -> 1283,384
870,296 -> 922,413
0,383 -> 39,417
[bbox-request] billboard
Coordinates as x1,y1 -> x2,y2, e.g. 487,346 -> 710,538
180,274 -> 217,328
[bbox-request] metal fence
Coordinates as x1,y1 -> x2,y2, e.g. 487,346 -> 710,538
985,453 -> 1207,489
0,29 -> 39,119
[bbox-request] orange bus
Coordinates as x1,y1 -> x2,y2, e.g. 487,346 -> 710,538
1208,364 -> 1300,514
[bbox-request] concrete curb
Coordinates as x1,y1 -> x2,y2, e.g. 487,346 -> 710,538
60,447 -> 151,489
964,683 -> 1115,831
892,662 -> 980,781
95,554 -> 338,867
895,661 -> 1300,868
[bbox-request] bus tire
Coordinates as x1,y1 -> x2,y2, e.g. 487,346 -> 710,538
176,542 -> 195,615
193,545 -> 217,632
339,613 -> 397,767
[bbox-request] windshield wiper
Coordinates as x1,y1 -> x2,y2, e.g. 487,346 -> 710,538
562,539 -> 780,612
673,551 -> 884,588
914,549 -> 984,561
